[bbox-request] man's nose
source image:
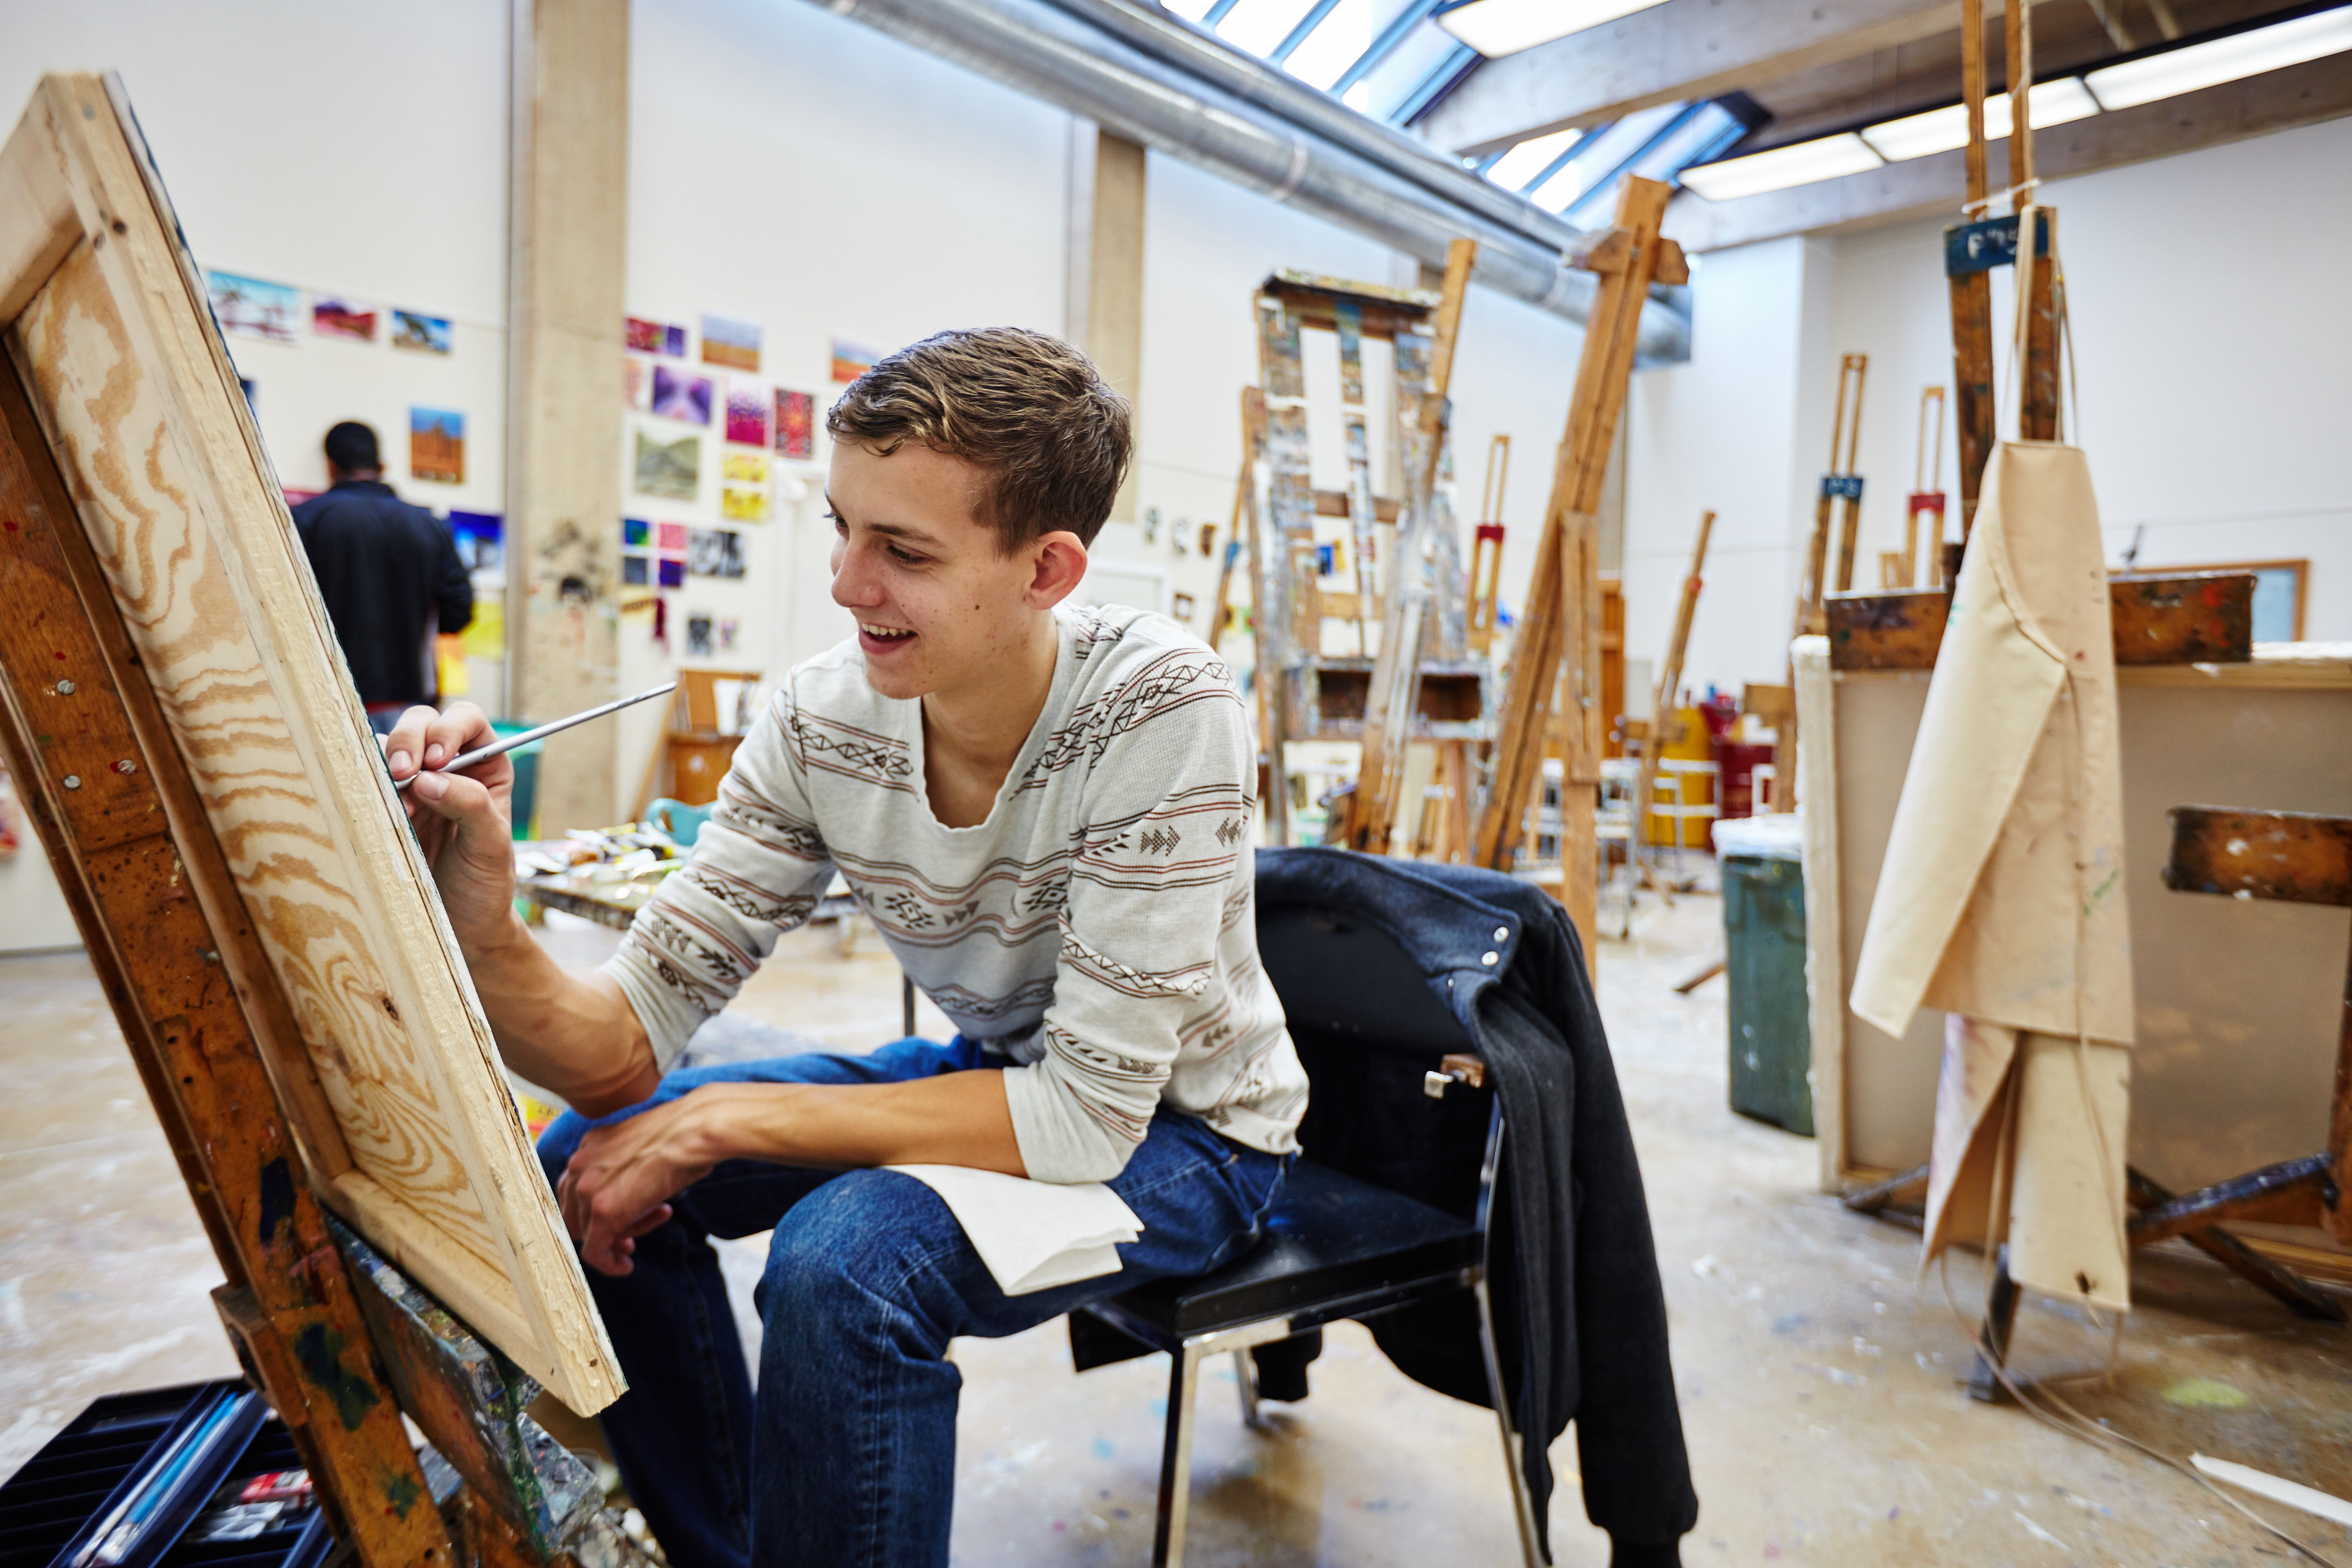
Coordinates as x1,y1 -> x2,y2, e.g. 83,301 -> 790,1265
831,541 -> 879,608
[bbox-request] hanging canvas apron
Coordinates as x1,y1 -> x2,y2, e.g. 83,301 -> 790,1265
1849,439 -> 2134,1311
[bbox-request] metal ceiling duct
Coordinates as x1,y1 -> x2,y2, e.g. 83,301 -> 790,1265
815,0 -> 1692,360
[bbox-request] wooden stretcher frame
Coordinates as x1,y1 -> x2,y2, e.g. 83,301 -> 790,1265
0,72 -> 620,1412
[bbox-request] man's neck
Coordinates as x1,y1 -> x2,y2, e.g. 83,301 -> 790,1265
920,610 -> 1059,787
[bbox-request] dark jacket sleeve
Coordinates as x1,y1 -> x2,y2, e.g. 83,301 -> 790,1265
434,522 -> 475,635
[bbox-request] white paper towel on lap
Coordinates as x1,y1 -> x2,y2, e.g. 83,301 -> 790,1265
887,1165 -> 1143,1296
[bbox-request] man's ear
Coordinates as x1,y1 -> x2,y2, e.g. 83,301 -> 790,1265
1026,531 -> 1090,608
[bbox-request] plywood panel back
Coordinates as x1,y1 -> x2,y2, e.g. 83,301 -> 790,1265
0,74 -> 619,1411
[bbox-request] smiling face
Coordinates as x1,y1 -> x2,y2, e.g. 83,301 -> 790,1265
827,437 -> 1087,705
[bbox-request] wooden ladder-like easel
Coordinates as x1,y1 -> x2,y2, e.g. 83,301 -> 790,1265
1468,176 -> 1687,965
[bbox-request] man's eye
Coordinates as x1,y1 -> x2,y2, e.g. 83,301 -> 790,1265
887,545 -> 926,565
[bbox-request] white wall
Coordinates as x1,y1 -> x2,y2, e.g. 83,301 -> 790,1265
1627,114 -> 2352,702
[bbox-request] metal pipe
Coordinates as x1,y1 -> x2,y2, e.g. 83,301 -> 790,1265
815,0 -> 1691,358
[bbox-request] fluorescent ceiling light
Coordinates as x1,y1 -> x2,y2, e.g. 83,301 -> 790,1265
2086,5 -> 2352,108
1484,126 -> 1581,189
1679,132 -> 1882,201
1434,0 -> 1665,59
1163,0 -> 1221,20
1860,78 -> 2100,162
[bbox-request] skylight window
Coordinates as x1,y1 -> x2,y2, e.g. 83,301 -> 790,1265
1432,0 -> 1667,59
1483,126 -> 1582,190
1218,0 -> 1328,58
1285,0 -> 1380,87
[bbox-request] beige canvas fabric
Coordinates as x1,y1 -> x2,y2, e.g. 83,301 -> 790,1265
1849,441 -> 2134,1310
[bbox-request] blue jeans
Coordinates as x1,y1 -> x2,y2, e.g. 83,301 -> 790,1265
537,1036 -> 1289,1568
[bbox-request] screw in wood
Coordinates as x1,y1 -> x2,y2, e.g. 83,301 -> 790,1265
62,775 -> 81,789
55,679 -> 75,695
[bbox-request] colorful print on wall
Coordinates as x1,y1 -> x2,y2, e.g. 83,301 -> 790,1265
659,558 -> 687,590
392,310 -> 455,354
684,613 -> 714,658
622,554 -> 650,587
312,298 -> 378,343
655,521 -> 690,554
701,314 -> 762,373
623,517 -> 651,548
633,431 -> 701,500
626,316 -> 688,356
775,389 -> 815,460
721,449 -> 771,522
829,339 -> 879,383
719,617 -> 741,652
409,408 -> 466,484
651,365 -> 713,425
448,510 -> 503,572
207,271 -> 301,343
725,379 -> 771,447
624,358 -> 654,412
687,528 -> 746,579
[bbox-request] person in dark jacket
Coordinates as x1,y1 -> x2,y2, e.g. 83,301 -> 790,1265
290,420 -> 474,731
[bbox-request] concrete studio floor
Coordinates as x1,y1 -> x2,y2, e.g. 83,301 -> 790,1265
5,880 -> 2350,1566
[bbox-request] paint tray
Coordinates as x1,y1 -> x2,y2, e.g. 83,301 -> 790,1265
0,1380 -> 332,1568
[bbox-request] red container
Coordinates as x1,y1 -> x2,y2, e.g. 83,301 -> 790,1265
1717,740 -> 1777,820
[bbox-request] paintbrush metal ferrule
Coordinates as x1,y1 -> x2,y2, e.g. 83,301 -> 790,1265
394,681 -> 679,791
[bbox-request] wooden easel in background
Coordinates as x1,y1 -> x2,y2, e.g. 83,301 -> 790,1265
1886,387 -> 1948,589
1622,510 -> 1716,901
1798,352 -> 1869,636
1246,259 -> 1484,851
1471,176 -> 1686,968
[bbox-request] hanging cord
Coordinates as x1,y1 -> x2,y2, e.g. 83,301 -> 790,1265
1939,1256 -> 2345,1566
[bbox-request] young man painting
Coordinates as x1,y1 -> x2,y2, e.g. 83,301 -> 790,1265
389,328 -> 1305,1568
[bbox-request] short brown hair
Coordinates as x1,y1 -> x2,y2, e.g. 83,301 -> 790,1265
826,327 -> 1131,550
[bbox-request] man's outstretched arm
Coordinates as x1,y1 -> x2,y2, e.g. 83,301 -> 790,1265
389,702 -> 660,1115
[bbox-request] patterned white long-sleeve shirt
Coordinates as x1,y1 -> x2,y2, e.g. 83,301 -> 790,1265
603,604 -> 1307,1182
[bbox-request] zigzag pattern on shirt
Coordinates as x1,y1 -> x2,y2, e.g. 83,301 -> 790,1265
1040,1024 -> 1157,1146
1014,648 -> 1242,791
789,709 -> 918,793
829,846 -> 1074,949
1071,786 -> 1252,894
920,976 -> 1060,1025
626,904 -> 755,1007
674,861 -> 821,928
1058,922 -> 1213,1000
712,773 -> 829,862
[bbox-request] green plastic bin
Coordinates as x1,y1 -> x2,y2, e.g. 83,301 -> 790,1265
1715,815 -> 1813,1136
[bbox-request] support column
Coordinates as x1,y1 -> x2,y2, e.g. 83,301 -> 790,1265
1086,129 -> 1146,524
506,0 -> 630,830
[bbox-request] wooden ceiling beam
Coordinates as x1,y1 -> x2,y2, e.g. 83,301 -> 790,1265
1663,49 -> 2352,252
1417,0 -> 2045,157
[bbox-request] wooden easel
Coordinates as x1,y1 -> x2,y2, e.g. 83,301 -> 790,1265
1246,260 -> 1485,851
1886,387 -> 1947,590
1470,176 -> 1686,967
1624,510 -> 1715,899
1798,353 -> 1868,636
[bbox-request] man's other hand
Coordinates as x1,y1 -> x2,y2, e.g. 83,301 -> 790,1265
386,701 -> 518,949
557,1092 -> 734,1275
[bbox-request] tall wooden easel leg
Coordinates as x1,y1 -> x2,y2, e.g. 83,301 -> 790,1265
0,365 -> 455,1563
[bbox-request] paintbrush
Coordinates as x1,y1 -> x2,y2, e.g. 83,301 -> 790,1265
394,681 -> 680,791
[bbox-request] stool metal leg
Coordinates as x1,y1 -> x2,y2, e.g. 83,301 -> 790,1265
1153,1342 -> 1203,1568
1232,1348 -> 1262,1429
1476,1277 -> 1548,1567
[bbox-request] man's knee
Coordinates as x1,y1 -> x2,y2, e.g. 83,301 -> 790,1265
758,1171 -> 961,1329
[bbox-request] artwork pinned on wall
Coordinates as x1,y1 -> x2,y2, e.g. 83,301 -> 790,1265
725,379 -> 770,447
409,408 -> 466,485
206,271 -> 300,343
685,613 -> 715,658
634,430 -> 701,500
651,365 -> 713,425
659,558 -> 687,590
830,339 -> 878,383
448,510 -> 503,572
391,310 -> 454,354
687,528 -> 746,579
312,298 -> 378,343
775,389 -> 815,460
622,554 -> 650,587
722,450 -> 770,522
656,521 -> 690,554
623,517 -> 651,548
719,617 -> 741,652
624,358 -> 654,412
626,316 -> 688,357
702,314 -> 761,373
